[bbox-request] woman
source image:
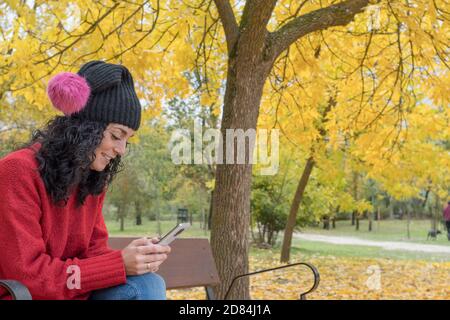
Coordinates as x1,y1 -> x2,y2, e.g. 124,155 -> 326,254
0,60 -> 171,300
444,201 -> 450,241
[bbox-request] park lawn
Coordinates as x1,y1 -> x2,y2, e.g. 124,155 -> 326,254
106,218 -> 449,261
107,218 -> 450,245
105,218 -> 210,238
300,219 -> 450,245
106,218 -> 450,300
249,238 -> 450,263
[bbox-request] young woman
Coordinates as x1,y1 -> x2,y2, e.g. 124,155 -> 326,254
0,60 -> 171,300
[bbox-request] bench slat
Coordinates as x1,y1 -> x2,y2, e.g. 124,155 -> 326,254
108,237 -> 220,290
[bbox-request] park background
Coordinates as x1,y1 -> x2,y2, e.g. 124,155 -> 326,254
0,0 -> 449,299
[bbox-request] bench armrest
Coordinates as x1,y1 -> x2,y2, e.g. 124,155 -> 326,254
0,280 -> 32,300
224,262 -> 320,300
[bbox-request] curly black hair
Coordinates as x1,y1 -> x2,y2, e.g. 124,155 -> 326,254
27,115 -> 123,207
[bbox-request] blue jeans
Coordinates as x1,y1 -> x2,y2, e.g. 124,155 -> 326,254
89,273 -> 166,300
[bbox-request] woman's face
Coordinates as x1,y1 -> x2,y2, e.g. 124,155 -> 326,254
90,123 -> 135,172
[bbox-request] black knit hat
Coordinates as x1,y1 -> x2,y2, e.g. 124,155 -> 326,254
47,60 -> 142,131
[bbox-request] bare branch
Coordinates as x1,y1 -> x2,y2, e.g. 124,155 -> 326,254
107,0 -> 161,62
269,0 -> 372,59
34,2 -> 121,64
213,0 -> 239,53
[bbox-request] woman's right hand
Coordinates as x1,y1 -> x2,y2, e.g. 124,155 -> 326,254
121,237 -> 171,275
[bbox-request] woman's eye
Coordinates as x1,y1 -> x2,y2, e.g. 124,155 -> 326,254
111,134 -> 120,140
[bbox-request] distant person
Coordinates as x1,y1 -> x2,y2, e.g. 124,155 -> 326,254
444,201 -> 450,241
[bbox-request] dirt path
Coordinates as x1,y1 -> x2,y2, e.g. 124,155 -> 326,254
294,233 -> 450,254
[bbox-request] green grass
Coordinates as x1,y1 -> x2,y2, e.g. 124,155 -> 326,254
105,218 -> 450,262
248,235 -> 450,263
292,239 -> 449,262
300,219 -> 450,245
105,218 -> 209,238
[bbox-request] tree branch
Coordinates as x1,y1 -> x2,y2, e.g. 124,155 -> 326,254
213,0 -> 239,53
269,0 -> 372,59
239,0 -> 278,56
35,2 -> 121,64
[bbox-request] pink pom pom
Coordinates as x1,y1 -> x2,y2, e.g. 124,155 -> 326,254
47,72 -> 91,115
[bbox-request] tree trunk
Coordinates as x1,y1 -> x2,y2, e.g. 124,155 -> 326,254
210,58 -> 271,299
250,213 -> 256,243
368,211 -> 372,232
267,229 -> 273,246
156,210 -> 161,237
322,218 -> 330,230
406,209 -> 411,239
332,206 -> 339,229
279,94 -> 335,262
120,216 -> 124,232
118,204 -> 125,231
210,0 -> 372,300
135,202 -> 142,226
208,189 -> 214,230
280,157 -> 315,263
257,222 -> 263,243
211,159 -> 253,300
323,217 -> 330,230
377,208 -> 380,232
136,214 -> 142,226
352,171 -> 358,227
434,196 -> 440,231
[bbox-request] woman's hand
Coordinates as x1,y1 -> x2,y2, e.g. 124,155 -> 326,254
121,237 -> 171,275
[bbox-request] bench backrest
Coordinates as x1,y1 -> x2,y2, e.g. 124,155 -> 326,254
108,237 -> 220,290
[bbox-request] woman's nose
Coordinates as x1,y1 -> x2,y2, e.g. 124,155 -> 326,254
114,141 -> 127,156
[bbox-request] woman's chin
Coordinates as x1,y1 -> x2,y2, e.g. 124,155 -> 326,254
89,162 -> 107,172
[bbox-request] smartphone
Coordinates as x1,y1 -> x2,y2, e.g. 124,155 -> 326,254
157,223 -> 191,246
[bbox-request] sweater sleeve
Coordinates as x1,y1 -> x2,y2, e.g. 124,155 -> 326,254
85,192 -> 118,258
0,158 -> 126,300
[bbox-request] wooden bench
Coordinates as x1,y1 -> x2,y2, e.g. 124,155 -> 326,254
108,237 -> 220,299
0,237 -> 320,300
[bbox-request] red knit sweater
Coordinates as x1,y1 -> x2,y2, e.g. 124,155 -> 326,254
0,144 -> 126,300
